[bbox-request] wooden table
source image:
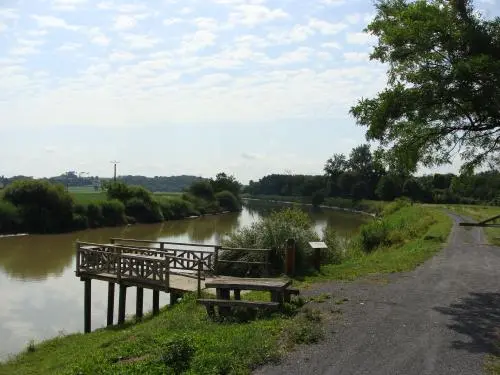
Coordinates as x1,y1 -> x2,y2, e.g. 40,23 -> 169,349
205,276 -> 292,304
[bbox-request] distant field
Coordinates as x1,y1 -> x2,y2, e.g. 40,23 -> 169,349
70,190 -> 182,204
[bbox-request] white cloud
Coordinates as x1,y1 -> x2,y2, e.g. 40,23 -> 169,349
31,15 -> 79,30
163,17 -> 182,26
322,42 -> 342,49
229,4 -> 288,26
52,0 -> 88,11
308,18 -> 347,35
109,51 -> 136,62
346,32 -> 376,45
262,47 -> 313,66
57,42 -> 82,51
121,33 -> 160,49
180,30 -> 217,52
267,24 -> 315,45
179,7 -> 192,15
113,15 -> 137,30
321,0 -> 345,5
343,52 -> 369,62
87,27 -> 111,46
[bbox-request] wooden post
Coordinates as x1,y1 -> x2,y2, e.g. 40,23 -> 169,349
264,249 -> 270,277
170,291 -> 179,306
118,284 -> 127,325
234,289 -> 241,300
136,287 -> 144,320
106,282 -> 115,327
285,239 -> 296,276
75,242 -> 81,276
152,290 -> 160,315
214,246 -> 220,275
197,261 -> 202,298
84,278 -> 91,333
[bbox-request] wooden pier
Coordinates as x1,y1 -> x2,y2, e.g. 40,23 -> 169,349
75,238 -> 272,332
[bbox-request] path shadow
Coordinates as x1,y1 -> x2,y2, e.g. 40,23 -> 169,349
434,292 -> 500,355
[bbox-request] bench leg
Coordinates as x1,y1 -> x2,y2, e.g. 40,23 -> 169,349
206,305 -> 215,318
271,291 -> 283,304
234,289 -> 241,300
284,290 -> 291,303
219,289 -> 231,317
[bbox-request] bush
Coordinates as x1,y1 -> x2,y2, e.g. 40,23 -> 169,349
321,227 -> 344,264
0,200 -> 20,234
86,202 -> 103,228
3,180 -> 74,233
359,220 -> 389,253
72,214 -> 89,230
215,190 -> 241,212
182,193 -> 220,215
159,197 -> 198,220
160,335 -> 196,374
221,207 -> 319,275
188,180 -> 215,201
99,200 -> 126,227
107,182 -> 154,204
311,190 -> 325,207
125,198 -> 163,223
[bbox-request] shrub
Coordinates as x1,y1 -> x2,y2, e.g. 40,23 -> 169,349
215,190 -> 241,212
160,335 -> 196,374
182,193 -> 219,215
311,190 -> 325,207
99,200 -> 126,227
359,220 -> 389,253
125,198 -> 163,223
321,227 -> 344,264
221,207 -> 319,275
188,180 -> 215,201
0,200 -> 20,234
3,179 -> 74,233
285,308 -> 324,347
107,182 -> 154,204
72,214 -> 89,230
159,197 -> 198,220
86,202 -> 103,228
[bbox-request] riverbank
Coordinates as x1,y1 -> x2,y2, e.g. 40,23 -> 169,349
0,203 -> 452,374
244,195 -> 386,216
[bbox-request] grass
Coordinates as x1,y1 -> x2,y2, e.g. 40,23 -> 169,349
0,294 -> 294,375
295,205 -> 453,285
438,204 -> 500,246
0,203 -> 454,374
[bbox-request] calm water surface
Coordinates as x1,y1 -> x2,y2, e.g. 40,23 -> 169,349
0,202 -> 368,359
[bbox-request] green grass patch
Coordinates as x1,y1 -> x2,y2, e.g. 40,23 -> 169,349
71,192 -> 107,204
0,295 -> 290,375
295,206 -> 452,285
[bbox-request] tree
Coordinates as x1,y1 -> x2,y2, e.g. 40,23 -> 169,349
350,0 -> 500,173
210,173 -> 241,196
375,175 -> 400,201
324,154 -> 348,178
402,178 -> 424,202
311,190 -> 325,207
189,180 -> 215,201
351,181 -> 368,201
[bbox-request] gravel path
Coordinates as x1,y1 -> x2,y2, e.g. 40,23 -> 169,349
256,213 -> 500,375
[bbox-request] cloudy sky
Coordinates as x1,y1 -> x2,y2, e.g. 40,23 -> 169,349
0,0 -> 498,183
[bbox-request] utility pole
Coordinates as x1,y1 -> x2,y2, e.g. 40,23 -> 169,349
110,161 -> 120,182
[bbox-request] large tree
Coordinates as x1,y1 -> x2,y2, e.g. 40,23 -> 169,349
350,0 -> 500,173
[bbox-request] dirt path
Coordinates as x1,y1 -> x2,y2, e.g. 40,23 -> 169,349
256,213 -> 500,375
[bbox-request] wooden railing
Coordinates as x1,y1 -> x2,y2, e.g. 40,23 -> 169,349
109,238 -> 272,275
76,242 -> 203,294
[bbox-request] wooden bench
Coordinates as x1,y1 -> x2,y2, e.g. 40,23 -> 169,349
197,299 -> 279,317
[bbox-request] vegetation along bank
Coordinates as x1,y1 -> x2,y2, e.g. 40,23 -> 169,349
0,173 -> 242,235
0,200 -> 453,374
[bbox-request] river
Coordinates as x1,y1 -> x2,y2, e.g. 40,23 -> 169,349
0,201 -> 368,360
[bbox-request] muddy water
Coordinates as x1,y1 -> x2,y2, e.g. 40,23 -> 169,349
0,202 -> 368,359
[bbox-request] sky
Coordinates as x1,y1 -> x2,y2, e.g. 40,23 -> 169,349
0,0 -> 498,183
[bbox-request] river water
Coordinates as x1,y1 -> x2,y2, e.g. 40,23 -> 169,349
0,201 -> 368,360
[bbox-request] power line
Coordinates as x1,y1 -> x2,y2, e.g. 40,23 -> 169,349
110,161 -> 120,182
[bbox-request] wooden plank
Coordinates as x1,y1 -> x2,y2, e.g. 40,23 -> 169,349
205,277 -> 291,291
111,238 -> 217,249
136,287 -> 144,320
216,260 -> 267,265
197,299 -> 279,308
220,247 -> 270,252
152,290 -> 160,315
118,284 -> 127,325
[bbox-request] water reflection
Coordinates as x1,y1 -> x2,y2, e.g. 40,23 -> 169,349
0,203 -> 368,360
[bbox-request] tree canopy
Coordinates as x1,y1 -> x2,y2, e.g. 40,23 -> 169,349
350,0 -> 500,173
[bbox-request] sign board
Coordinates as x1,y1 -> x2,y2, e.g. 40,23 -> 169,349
308,241 -> 328,249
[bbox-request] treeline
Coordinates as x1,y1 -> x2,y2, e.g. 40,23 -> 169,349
0,173 -> 241,234
0,174 -> 202,192
245,144 -> 500,205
